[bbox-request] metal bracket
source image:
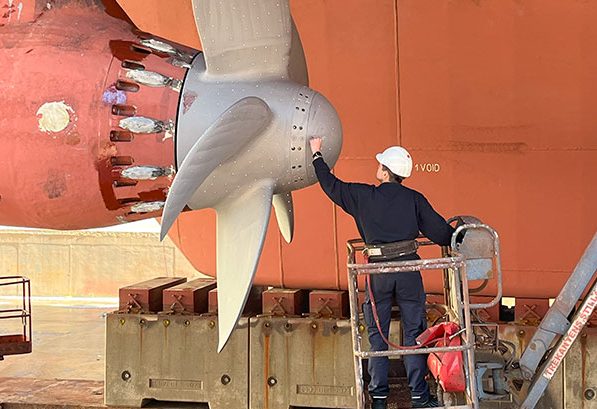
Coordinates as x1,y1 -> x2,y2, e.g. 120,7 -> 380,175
476,362 -> 509,401
166,295 -> 188,314
517,304 -> 543,325
122,293 -> 145,314
269,297 -> 289,316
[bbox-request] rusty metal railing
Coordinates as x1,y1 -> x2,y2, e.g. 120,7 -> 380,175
0,276 -> 32,360
346,236 -> 479,409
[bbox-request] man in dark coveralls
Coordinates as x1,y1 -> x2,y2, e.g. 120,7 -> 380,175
309,137 -> 454,409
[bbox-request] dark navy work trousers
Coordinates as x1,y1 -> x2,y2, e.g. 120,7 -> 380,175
363,271 -> 430,400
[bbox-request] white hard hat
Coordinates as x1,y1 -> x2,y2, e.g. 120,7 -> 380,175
375,146 -> 413,178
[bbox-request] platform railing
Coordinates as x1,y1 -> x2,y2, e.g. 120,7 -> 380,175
0,276 -> 32,360
448,218 -> 503,311
346,238 -> 479,409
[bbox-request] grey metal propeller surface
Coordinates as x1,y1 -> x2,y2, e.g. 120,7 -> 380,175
161,0 -> 343,352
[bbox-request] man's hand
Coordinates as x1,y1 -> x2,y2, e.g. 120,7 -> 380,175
309,137 -> 323,153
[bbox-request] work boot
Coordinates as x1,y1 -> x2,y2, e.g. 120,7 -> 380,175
411,395 -> 439,408
371,397 -> 387,409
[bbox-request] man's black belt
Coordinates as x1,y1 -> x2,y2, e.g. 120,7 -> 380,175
363,240 -> 419,262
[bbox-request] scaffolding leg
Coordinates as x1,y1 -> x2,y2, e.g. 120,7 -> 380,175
353,351 -> 365,409
348,270 -> 366,409
460,267 -> 480,409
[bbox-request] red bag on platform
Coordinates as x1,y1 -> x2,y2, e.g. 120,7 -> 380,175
416,322 -> 466,392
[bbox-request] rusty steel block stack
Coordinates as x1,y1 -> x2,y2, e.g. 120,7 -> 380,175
106,276 -> 249,409
262,288 -> 308,316
118,277 -> 187,313
249,287 -> 356,409
309,290 -> 349,318
105,279 -> 361,409
162,278 -> 217,314
207,287 -> 264,315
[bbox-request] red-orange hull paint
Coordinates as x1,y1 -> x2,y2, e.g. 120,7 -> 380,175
0,2 -> 180,229
1,1 -> 596,299
119,0 -> 597,298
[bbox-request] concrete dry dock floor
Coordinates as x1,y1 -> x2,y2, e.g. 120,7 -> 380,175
0,378 -> 109,409
0,299 -> 414,409
0,299 -> 113,380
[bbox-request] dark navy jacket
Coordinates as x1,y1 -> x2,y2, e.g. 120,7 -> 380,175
313,157 -> 454,247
